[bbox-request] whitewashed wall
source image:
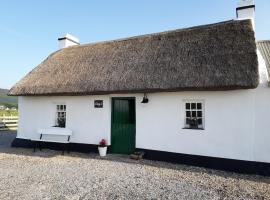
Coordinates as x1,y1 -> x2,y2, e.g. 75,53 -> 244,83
253,49 -> 270,163
136,90 -> 256,161
18,84 -> 270,163
18,96 -> 111,145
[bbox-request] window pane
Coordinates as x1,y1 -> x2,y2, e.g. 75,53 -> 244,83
184,101 -> 204,129
56,105 -> 66,128
186,118 -> 191,125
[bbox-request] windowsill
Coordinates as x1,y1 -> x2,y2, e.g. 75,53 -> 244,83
52,126 -> 66,128
182,127 -> 204,130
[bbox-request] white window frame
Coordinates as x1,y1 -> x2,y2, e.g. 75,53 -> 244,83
183,100 -> 205,129
55,104 -> 66,128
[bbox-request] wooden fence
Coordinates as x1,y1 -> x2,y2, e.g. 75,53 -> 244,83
0,115 -> 18,131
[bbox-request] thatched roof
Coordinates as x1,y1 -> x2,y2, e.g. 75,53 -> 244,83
257,40 -> 270,78
9,19 -> 258,96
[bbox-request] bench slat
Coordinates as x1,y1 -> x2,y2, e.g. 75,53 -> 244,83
38,128 -> 72,136
31,139 -> 70,143
34,128 -> 73,144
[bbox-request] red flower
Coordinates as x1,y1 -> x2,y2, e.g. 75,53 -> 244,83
99,139 -> 106,146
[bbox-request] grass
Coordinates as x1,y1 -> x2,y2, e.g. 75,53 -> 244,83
0,110 -> 18,116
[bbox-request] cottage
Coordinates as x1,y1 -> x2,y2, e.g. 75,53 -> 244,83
9,1 -> 270,173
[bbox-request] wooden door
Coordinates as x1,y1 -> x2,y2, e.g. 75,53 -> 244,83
111,98 -> 135,154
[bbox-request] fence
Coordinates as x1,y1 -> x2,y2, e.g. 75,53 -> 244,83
0,115 -> 18,131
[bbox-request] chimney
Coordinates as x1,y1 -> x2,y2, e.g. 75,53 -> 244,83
58,33 -> 80,49
236,0 -> 255,29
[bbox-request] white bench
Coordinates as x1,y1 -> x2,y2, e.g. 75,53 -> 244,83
32,127 -> 72,154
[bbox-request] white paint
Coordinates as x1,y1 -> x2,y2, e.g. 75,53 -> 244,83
98,147 -> 107,157
257,49 -> 269,85
17,96 -> 111,145
17,74 -> 270,163
236,0 -> 255,29
136,91 -> 256,161
33,127 -> 72,143
58,33 -> 80,49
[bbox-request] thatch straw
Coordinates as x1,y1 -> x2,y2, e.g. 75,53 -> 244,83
9,19 -> 258,96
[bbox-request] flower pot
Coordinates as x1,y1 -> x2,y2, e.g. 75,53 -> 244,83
98,146 -> 107,157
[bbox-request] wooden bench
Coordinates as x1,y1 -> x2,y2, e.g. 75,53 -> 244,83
32,127 -> 72,154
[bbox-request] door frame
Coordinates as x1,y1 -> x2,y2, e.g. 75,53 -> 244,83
110,97 -> 136,153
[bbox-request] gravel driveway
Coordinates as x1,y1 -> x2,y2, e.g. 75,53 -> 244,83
0,131 -> 269,200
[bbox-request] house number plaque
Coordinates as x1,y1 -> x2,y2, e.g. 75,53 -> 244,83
94,100 -> 103,108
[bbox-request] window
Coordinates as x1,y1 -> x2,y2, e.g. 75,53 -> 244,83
56,104 -> 66,128
184,101 -> 204,129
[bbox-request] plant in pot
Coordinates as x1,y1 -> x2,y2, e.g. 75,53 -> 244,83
57,118 -> 66,128
98,139 -> 107,157
189,117 -> 198,129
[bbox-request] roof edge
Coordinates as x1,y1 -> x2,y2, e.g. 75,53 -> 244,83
72,19 -> 251,49
8,85 -> 259,97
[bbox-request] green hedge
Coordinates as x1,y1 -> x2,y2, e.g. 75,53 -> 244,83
0,110 -> 18,116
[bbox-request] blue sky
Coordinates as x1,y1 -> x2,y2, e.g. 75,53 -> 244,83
1,0 -> 269,89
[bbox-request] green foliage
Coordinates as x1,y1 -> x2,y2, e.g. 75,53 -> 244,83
0,88 -> 18,108
0,110 -> 18,116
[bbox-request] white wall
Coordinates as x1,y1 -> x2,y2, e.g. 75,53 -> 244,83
253,49 -> 270,163
136,91 -> 256,161
18,96 -> 111,145
254,86 -> 270,163
17,85 -> 270,163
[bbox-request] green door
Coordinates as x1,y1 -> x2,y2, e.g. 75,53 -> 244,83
111,98 -> 136,154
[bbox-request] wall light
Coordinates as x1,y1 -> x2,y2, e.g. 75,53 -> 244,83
141,93 -> 149,103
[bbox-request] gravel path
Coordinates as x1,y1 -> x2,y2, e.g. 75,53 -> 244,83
0,131 -> 269,200
0,130 -> 16,148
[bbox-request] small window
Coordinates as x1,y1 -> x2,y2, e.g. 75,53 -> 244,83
55,104 -> 66,128
184,101 -> 204,129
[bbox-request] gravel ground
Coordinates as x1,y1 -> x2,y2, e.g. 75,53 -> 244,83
0,131 -> 269,200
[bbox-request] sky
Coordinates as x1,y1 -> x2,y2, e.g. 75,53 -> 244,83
0,0 -> 270,89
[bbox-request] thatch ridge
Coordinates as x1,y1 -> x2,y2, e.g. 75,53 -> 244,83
76,20 -> 237,47
9,19 -> 259,96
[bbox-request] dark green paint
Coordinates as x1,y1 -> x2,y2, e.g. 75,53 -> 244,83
110,98 -> 136,154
